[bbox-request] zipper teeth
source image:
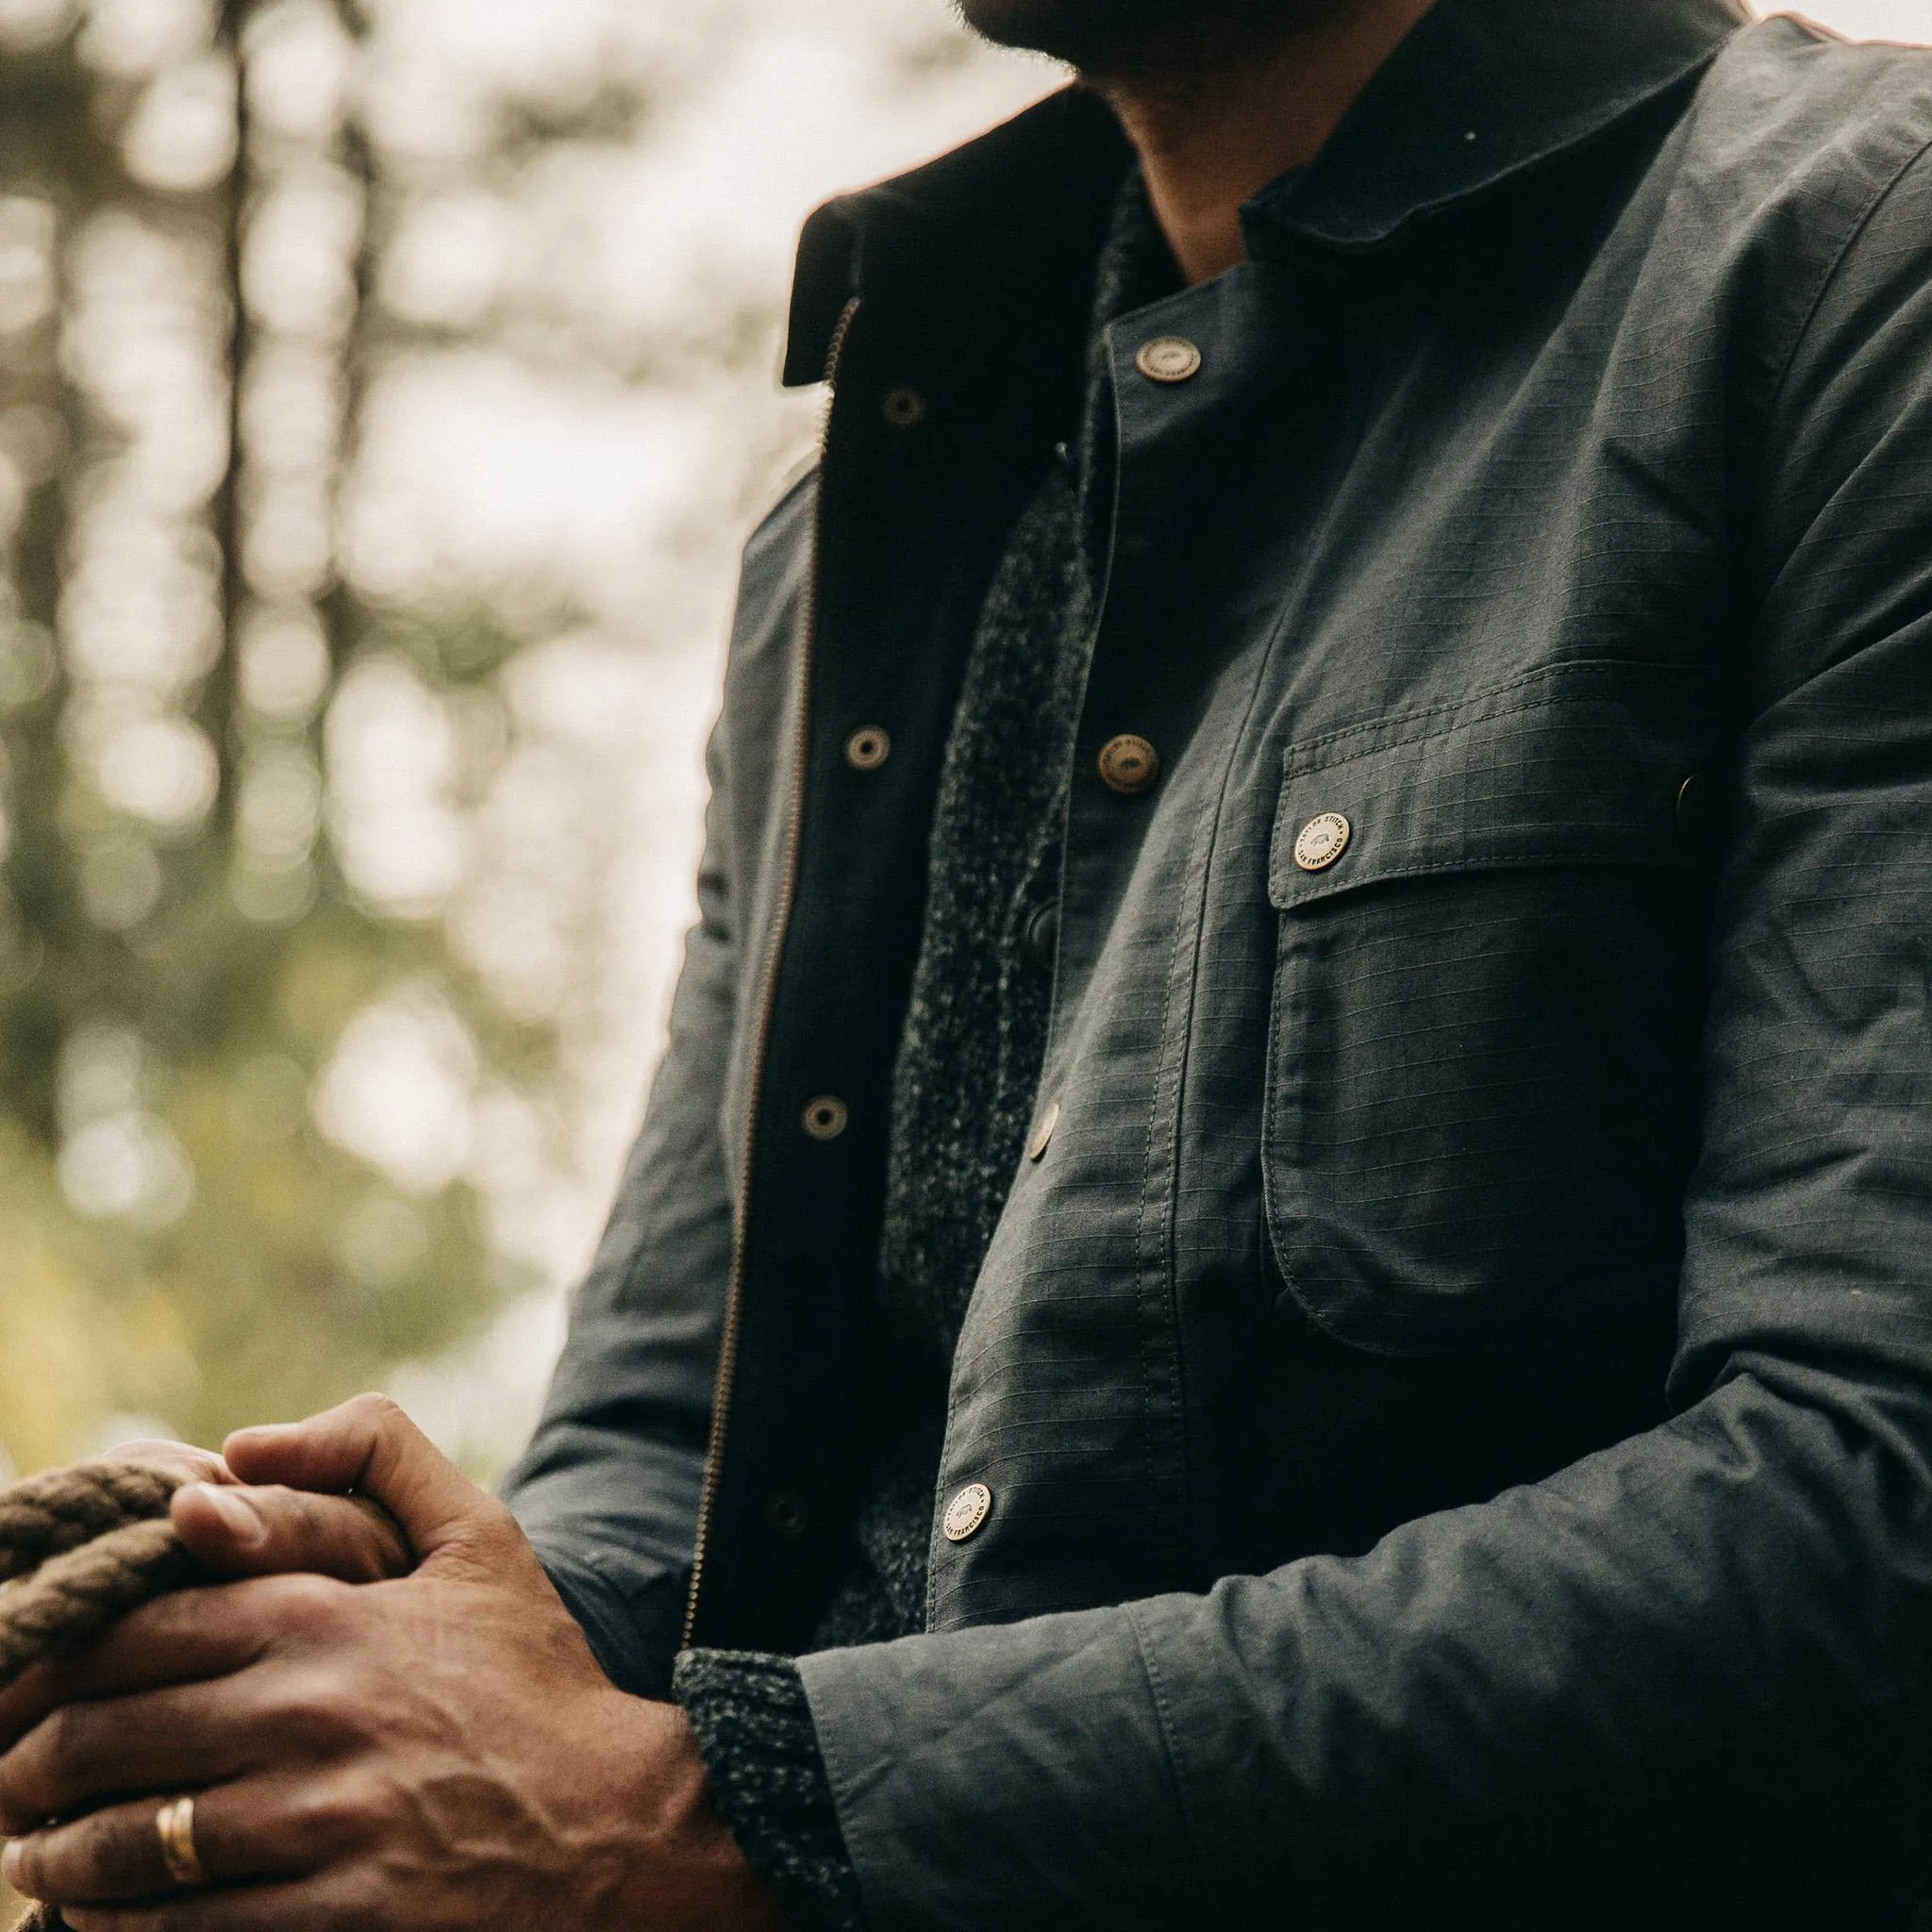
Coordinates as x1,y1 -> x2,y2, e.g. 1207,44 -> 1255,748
683,296 -> 861,1649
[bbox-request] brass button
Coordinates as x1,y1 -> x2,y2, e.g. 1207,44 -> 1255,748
1135,336 -> 1202,384
942,1482 -> 992,1543
763,1491 -> 808,1539
1097,734 -> 1160,796
1026,1101 -> 1059,1162
881,385 -> 928,430
845,725 -> 891,772
802,1095 -> 849,1141
1024,902 -> 1059,969
1293,812 -> 1352,873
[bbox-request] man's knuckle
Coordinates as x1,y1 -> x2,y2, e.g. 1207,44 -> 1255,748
280,1667 -> 367,1742
266,1572 -> 351,1633
286,1779 -> 372,1850
346,1393 -> 402,1430
38,1703 -> 89,1784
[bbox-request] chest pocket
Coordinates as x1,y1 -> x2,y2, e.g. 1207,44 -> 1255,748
1263,660 -> 1724,1357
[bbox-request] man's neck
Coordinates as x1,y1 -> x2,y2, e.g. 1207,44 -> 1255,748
1088,0 -> 1438,284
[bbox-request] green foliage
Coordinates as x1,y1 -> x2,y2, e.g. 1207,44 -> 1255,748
0,8 -> 554,1474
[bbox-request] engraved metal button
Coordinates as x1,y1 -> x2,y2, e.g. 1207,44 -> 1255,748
1025,902 -> 1060,969
1097,734 -> 1160,796
881,385 -> 928,430
942,1482 -> 992,1543
1293,812 -> 1353,873
1026,1101 -> 1060,1162
763,1491 -> 808,1539
845,725 -> 891,772
1135,336 -> 1202,384
802,1095 -> 849,1141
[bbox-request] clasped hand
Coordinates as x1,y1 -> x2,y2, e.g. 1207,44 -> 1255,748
0,1397 -> 781,1932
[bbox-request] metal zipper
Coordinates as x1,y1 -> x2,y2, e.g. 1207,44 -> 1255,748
683,295 -> 862,1647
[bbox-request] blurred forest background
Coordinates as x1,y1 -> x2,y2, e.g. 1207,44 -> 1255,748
0,0 -> 1919,1488
0,0 -> 1048,1482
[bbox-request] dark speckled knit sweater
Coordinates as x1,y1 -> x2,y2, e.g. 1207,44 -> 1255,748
674,175 -> 1179,1930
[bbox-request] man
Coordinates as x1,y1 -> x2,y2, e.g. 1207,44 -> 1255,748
4,0 -> 1932,1923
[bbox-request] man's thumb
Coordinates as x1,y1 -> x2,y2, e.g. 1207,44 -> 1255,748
222,1393 -> 503,1564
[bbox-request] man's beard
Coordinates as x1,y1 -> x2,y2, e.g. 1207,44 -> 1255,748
954,0 -> 1358,75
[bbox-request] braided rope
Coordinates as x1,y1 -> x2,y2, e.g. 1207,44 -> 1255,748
0,1519 -> 199,1692
0,1466 -> 181,1586
0,1464 -> 403,1932
0,1464 -> 199,1932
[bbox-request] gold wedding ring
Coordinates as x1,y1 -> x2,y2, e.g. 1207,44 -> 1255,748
155,1795 -> 206,1888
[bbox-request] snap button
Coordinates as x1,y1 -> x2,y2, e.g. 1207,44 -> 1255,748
1025,902 -> 1059,969
1097,734 -> 1160,795
942,1482 -> 992,1543
845,725 -> 891,772
763,1491 -> 808,1539
1026,1101 -> 1059,1162
881,385 -> 928,430
1135,336 -> 1202,384
1293,812 -> 1352,873
802,1095 -> 849,1141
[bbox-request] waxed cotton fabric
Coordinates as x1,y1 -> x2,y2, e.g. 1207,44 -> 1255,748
506,0 -> 1932,1922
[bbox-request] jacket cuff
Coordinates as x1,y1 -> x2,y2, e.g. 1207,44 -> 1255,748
673,1648 -> 868,1932
798,1607 -> 1195,1931
531,1545 -> 682,1700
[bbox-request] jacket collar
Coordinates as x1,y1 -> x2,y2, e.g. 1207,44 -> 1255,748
782,86 -> 1129,386
783,0 -> 1745,385
1253,0 -> 1745,252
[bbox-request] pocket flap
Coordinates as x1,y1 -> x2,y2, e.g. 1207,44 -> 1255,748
1269,661 -> 1723,911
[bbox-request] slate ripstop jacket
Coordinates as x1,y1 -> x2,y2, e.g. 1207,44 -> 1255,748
503,0 -> 1932,1921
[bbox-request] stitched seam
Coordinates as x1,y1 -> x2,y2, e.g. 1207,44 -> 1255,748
1281,659 -> 1704,777
1259,909 -> 1312,1314
1759,128 -> 1932,435
1275,842 -> 1690,908
1140,806 -> 1195,1571
1141,599 -> 1299,1574
1283,666 -> 1592,770
1125,1602 -> 1208,1892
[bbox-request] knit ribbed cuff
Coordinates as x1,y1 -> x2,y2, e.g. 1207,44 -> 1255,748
673,1648 -> 866,1932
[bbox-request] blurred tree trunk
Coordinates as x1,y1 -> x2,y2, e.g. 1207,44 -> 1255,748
203,0 -> 253,838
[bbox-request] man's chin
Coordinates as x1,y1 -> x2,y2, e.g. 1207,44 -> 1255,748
954,0 -> 1169,68
953,0 -> 1357,76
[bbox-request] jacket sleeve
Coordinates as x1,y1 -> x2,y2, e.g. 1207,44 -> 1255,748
795,144 -> 1932,1929
498,467 -> 807,1698
494,704 -> 736,1697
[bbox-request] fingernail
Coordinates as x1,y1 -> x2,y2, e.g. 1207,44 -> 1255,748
196,1484 -> 266,1548
4,1837 -> 26,1886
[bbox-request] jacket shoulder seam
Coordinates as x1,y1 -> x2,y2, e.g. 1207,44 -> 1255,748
1762,125 -> 1932,428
